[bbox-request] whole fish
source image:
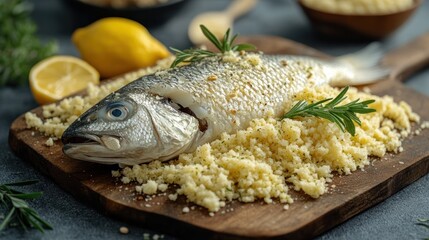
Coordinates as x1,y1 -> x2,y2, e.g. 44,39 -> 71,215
62,44 -> 387,165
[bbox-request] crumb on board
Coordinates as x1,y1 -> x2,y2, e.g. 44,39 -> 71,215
111,170 -> 121,177
168,193 -> 178,201
45,137 -> 54,146
142,180 -> 158,195
182,206 -> 190,213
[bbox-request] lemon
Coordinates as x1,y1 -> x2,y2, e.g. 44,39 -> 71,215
29,56 -> 100,105
72,17 -> 170,78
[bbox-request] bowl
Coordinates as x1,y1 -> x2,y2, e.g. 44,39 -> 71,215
63,0 -> 188,28
298,0 -> 421,40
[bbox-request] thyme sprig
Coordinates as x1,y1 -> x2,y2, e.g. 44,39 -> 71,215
0,180 -> 52,233
170,25 -> 256,68
282,86 -> 376,136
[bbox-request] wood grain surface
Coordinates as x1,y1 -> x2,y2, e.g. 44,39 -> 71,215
9,35 -> 429,239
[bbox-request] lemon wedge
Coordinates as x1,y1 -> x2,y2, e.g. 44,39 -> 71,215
29,56 -> 99,105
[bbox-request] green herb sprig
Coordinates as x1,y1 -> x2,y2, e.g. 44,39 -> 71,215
417,218 -> 429,240
282,86 -> 376,136
0,0 -> 57,87
170,25 -> 256,68
0,180 -> 52,233
417,218 -> 429,228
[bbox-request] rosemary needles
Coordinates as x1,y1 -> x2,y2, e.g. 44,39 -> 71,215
170,25 -> 256,68
282,86 -> 376,136
0,180 -> 52,233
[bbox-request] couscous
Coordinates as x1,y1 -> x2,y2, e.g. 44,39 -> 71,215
301,0 -> 414,15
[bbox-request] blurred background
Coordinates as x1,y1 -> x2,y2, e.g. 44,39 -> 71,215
28,0 -> 426,53
2,0 -> 427,89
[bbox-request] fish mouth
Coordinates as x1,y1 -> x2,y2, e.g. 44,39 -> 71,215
62,133 -> 125,163
62,133 -> 123,151
62,133 -> 102,146
62,132 -> 123,151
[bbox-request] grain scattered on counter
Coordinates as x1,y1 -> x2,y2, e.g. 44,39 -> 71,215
118,84 -> 420,212
119,226 -> 129,234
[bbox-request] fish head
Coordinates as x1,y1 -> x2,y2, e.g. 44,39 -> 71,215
62,86 -> 201,165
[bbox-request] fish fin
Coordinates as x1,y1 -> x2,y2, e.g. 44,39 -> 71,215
332,43 -> 390,86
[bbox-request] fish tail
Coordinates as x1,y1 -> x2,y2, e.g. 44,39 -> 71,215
332,43 -> 390,86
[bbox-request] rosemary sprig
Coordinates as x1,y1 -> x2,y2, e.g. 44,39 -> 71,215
170,48 -> 217,68
416,218 -> 429,240
170,25 -> 256,68
0,180 -> 52,233
282,86 -> 376,136
417,218 -> 429,229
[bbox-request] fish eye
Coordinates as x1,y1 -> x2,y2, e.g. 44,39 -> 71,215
107,104 -> 128,121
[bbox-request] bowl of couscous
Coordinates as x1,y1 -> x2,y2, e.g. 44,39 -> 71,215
298,0 -> 421,39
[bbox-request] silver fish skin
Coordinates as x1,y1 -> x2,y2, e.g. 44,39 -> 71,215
62,47 -> 387,165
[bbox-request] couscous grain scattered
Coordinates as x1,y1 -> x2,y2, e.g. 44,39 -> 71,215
45,137 -> 54,146
119,226 -> 129,234
182,207 -> 190,213
142,180 -> 158,195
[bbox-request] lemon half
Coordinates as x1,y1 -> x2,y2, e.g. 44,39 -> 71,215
29,56 -> 99,105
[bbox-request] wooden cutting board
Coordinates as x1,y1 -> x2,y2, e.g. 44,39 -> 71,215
9,34 -> 429,239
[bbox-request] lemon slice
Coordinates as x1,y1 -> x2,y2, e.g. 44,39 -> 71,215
29,56 -> 99,105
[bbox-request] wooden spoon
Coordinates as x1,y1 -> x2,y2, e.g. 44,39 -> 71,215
188,0 -> 258,46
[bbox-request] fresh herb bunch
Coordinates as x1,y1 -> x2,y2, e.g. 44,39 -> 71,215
282,86 -> 376,136
0,0 -> 57,87
0,180 -> 52,233
170,25 -> 256,68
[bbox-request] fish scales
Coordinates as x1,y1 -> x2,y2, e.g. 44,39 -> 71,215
127,54 -> 329,139
62,49 -> 387,165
